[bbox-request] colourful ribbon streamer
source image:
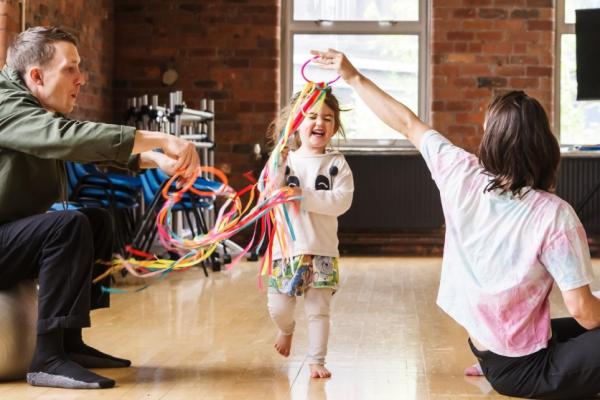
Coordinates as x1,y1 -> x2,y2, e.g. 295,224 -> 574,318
99,57 -> 338,291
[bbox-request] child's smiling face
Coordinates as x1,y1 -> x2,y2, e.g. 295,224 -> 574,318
297,102 -> 336,154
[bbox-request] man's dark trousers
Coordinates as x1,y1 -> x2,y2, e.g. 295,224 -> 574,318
0,208 -> 113,333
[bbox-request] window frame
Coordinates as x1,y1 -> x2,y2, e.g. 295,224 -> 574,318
280,0 -> 429,150
555,0 -> 600,144
555,0 -> 571,142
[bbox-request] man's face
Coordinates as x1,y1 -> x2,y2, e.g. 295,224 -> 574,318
35,41 -> 85,114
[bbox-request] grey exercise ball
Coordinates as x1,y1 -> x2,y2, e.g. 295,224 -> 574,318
0,280 -> 37,381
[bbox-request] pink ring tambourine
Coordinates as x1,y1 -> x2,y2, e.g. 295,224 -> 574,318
300,55 -> 341,85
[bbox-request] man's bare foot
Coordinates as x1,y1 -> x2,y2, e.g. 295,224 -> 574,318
274,332 -> 293,357
310,364 -> 331,378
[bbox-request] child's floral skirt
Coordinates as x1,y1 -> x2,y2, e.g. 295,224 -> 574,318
268,255 -> 339,296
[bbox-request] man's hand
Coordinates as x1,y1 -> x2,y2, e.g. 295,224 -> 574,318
154,154 -> 178,176
132,130 -> 200,179
163,135 -> 200,179
140,151 -> 178,176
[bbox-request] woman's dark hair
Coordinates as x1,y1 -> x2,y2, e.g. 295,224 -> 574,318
479,90 -> 560,196
267,88 -> 346,150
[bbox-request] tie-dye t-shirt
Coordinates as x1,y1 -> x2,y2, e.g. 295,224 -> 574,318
420,130 -> 593,357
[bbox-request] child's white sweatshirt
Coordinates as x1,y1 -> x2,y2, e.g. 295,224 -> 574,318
271,150 -> 354,259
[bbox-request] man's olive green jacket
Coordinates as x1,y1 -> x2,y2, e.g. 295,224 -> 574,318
0,66 -> 137,223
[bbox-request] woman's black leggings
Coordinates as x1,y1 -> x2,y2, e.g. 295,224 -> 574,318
471,318 -> 600,399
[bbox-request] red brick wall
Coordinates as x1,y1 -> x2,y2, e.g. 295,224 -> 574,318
113,0 -> 279,189
430,0 -> 554,152
1,1 -> 555,179
26,0 -> 114,122
0,0 -> 20,67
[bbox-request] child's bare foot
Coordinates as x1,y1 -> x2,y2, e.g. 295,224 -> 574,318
310,364 -> 331,378
274,332 -> 293,357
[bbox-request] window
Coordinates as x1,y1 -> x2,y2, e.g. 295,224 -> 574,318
281,0 -> 428,148
557,0 -> 600,145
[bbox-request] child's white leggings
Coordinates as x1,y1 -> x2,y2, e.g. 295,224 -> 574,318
267,288 -> 333,365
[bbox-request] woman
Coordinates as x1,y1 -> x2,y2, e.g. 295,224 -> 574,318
312,48 -> 600,399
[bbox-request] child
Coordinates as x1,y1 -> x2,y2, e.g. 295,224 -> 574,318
265,89 -> 354,379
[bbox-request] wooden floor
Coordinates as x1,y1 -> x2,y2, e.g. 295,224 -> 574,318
2,256 -> 597,400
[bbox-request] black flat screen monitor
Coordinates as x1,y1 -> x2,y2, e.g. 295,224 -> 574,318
576,8 -> 600,100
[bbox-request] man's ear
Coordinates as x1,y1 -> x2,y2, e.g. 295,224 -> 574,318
27,67 -> 44,86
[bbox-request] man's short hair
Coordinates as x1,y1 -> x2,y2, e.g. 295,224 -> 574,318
6,26 -> 78,79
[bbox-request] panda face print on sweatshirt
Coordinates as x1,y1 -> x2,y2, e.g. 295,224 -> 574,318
285,165 -> 338,191
314,174 -> 330,190
285,166 -> 301,188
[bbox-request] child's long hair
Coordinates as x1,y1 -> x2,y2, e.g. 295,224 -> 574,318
267,89 -> 346,150
478,90 -> 560,196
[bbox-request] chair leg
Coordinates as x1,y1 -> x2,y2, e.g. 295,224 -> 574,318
183,210 -> 196,238
129,182 -> 167,255
142,225 -> 159,254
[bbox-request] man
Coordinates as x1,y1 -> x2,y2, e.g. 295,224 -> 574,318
0,26 -> 199,389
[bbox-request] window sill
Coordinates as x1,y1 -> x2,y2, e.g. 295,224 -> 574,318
339,146 -> 420,155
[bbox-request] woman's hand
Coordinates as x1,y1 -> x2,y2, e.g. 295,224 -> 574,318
310,48 -> 360,84
311,48 -> 430,146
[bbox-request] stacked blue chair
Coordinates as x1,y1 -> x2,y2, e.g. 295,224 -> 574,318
131,168 -> 224,276
66,160 -> 228,276
65,161 -> 141,253
49,202 -> 82,211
